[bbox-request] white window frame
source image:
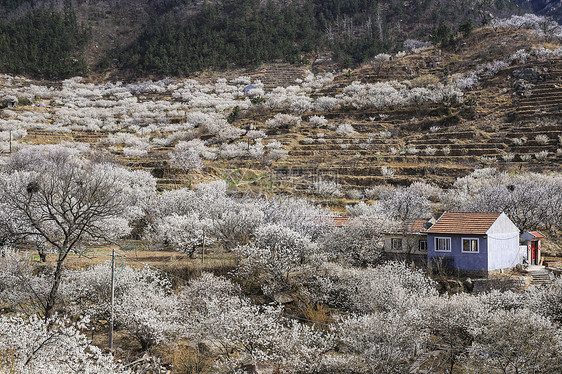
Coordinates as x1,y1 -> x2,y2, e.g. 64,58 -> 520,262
391,238 -> 403,251
434,237 -> 451,252
419,240 -> 427,252
461,237 -> 479,253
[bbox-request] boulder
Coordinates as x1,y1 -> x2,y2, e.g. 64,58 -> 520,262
241,362 -> 275,374
273,293 -> 294,304
513,67 -> 541,83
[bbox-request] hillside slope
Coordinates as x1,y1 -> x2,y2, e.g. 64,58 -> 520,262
1,24 -> 560,200
0,0 -> 536,78
517,0 -> 562,22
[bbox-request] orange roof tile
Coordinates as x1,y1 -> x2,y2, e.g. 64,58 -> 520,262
426,212 -> 501,235
529,231 -> 545,238
316,216 -> 354,227
403,219 -> 431,233
384,219 -> 432,235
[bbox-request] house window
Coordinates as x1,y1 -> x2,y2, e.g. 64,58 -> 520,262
391,238 -> 402,251
462,238 -> 479,253
435,237 -> 451,252
419,240 -> 427,252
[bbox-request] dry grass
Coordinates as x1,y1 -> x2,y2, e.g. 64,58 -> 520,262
301,302 -> 334,330
172,345 -> 214,374
0,348 -> 18,374
16,243 -> 238,366
22,242 -> 237,282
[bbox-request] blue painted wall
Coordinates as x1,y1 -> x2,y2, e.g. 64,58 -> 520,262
427,234 -> 488,271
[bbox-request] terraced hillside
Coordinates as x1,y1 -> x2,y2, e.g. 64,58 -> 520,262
1,26 -> 561,198
260,29 -> 562,192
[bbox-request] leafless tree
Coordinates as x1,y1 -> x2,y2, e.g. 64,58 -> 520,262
0,157 -> 130,319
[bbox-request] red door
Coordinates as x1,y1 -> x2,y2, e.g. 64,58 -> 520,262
531,242 -> 538,265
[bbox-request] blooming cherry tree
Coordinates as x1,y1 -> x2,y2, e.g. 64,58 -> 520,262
0,314 -> 127,373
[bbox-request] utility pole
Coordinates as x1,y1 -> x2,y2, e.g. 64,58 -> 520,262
201,229 -> 205,264
109,247 -> 115,349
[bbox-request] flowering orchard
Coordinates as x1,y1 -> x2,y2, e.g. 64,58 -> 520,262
1,14 -> 562,373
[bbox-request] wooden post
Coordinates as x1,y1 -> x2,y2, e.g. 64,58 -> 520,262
109,247 -> 115,349
201,229 -> 205,264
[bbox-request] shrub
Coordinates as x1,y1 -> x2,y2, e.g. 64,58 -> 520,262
250,96 -> 266,105
336,124 -> 357,137
535,134 -> 550,145
459,19 -> 475,37
364,185 -> 394,200
267,148 -> 288,161
310,180 -> 342,198
480,156 -> 497,165
265,113 -> 301,129
512,137 -> 527,145
123,147 -> 148,157
424,146 -> 437,155
309,115 -> 328,128
535,150 -> 549,160
406,146 -> 419,155
403,39 -> 432,52
314,97 -> 339,111
502,153 -> 515,162
346,189 -> 363,200
381,166 -> 395,178
491,14 -> 562,38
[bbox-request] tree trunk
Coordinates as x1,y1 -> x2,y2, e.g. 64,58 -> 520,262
44,259 -> 64,319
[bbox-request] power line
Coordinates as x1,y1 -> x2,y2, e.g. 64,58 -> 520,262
4,241 -> 336,332
0,241 -> 113,256
2,240 -> 190,284
119,252 -> 190,285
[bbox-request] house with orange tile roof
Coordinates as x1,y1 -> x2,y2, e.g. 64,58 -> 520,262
383,219 -> 434,262
427,212 -> 525,275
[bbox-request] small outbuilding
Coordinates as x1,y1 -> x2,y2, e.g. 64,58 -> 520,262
427,212 -> 523,276
520,231 -> 545,266
244,84 -> 257,95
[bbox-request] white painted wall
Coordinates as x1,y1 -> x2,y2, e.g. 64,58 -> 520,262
487,213 -> 521,271
487,213 -> 519,234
